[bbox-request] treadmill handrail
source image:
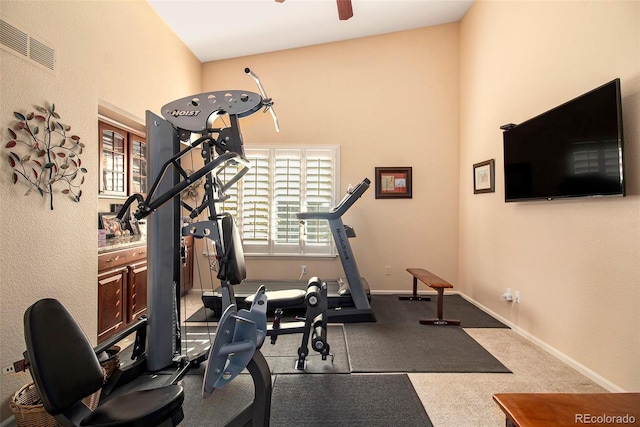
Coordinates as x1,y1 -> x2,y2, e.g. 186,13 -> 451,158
297,178 -> 370,220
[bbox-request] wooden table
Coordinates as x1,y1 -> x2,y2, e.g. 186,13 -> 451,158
493,393 -> 640,427
403,268 -> 459,326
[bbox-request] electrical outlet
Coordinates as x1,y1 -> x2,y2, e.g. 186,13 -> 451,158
301,264 -> 307,276
385,266 -> 391,276
2,365 -> 15,375
501,288 -> 513,301
515,291 -> 520,304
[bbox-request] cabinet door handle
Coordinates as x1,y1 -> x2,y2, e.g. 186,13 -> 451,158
105,255 -> 120,263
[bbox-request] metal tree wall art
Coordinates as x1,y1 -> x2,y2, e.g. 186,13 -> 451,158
4,104 -> 86,210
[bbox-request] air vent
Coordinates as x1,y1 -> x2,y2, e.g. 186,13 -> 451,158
0,19 -> 56,72
0,19 -> 28,56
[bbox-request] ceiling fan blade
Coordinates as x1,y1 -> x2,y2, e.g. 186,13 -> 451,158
276,0 -> 352,21
337,0 -> 353,20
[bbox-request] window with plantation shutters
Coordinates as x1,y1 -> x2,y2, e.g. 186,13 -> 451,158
216,146 -> 339,256
273,150 -> 301,252
241,152 -> 270,250
303,151 -> 334,252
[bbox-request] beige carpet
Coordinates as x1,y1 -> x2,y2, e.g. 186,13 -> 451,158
409,328 -> 606,426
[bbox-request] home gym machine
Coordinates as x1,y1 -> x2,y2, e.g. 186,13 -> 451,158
101,68 -> 333,425
139,66 -> 331,371
202,177 -> 376,323
95,69 -> 283,424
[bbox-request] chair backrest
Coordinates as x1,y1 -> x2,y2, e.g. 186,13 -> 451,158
217,215 -> 246,285
24,298 -> 104,415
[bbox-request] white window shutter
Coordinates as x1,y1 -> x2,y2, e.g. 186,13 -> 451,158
304,153 -> 334,250
233,146 -> 339,256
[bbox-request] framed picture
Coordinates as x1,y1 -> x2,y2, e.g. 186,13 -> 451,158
98,212 -> 122,237
375,167 -> 412,199
473,159 -> 495,194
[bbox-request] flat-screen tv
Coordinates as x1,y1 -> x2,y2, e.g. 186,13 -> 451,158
503,79 -> 625,202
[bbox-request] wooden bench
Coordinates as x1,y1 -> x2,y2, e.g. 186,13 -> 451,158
403,268 -> 459,326
493,393 -> 640,427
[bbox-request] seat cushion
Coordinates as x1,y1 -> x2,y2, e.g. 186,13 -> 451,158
245,289 -> 306,309
218,216 -> 246,285
24,299 -> 104,414
80,385 -> 184,427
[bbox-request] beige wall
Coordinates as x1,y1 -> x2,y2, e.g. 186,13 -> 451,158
459,1 -> 640,391
0,0 -> 201,420
196,25 -> 461,291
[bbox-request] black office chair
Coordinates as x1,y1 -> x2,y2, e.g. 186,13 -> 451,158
23,298 -> 185,427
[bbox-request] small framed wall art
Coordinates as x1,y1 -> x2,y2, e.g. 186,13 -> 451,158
375,167 -> 412,199
473,159 -> 495,194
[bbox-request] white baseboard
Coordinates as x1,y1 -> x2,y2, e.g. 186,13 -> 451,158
455,292 -> 625,392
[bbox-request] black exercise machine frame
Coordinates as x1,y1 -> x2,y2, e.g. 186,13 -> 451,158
100,68 -> 332,425
111,69 -> 276,372
48,70 -> 278,427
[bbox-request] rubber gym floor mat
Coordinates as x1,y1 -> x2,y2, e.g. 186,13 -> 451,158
343,296 -> 511,373
180,325 -> 351,374
270,374 -> 433,427
179,373 -> 433,426
180,370 -> 258,426
436,294 -> 509,327
258,324 -> 350,374
377,294 -> 509,328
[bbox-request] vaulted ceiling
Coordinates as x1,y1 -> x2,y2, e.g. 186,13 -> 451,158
147,0 -> 473,62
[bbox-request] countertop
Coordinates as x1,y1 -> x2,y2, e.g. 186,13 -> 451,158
98,235 -> 146,254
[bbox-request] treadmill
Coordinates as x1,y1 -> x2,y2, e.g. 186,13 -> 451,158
202,178 -> 376,323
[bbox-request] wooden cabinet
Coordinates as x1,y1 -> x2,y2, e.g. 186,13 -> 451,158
127,261 -> 147,323
98,267 -> 126,342
98,237 -> 194,342
98,245 -> 147,343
